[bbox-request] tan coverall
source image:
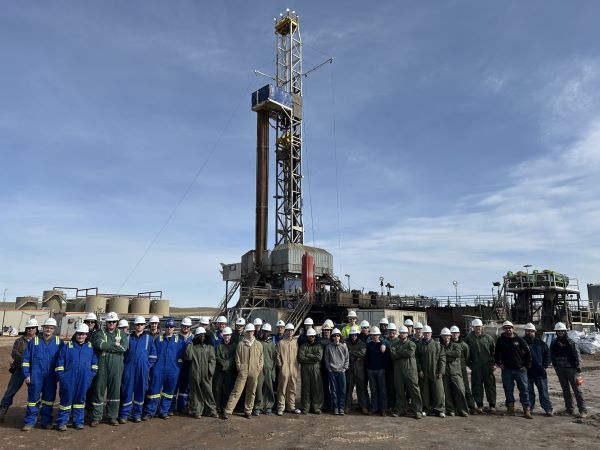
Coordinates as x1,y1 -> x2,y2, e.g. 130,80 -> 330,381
276,337 -> 299,412
224,338 -> 263,415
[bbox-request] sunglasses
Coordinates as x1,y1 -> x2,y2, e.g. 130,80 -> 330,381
84,320 -> 94,324
525,330 -> 535,333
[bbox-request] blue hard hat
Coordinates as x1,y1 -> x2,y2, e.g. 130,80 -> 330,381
165,319 -> 176,328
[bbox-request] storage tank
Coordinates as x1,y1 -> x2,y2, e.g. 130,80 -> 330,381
301,253 -> 315,293
108,296 -> 130,315
150,298 -> 170,316
43,289 -> 64,302
85,295 -> 107,314
130,297 -> 150,315
16,296 -> 38,310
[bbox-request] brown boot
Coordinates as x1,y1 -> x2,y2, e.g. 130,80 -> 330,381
0,406 -> 7,424
523,406 -> 533,419
504,404 -> 515,416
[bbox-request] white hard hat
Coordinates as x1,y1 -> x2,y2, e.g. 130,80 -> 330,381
84,313 -> 97,321
379,318 -> 389,325
303,317 -> 314,326
322,319 -> 334,330
118,320 -> 129,328
370,326 -> 381,335
236,317 -> 246,326
404,319 -> 414,326
398,325 -> 409,333
524,323 -> 536,331
306,328 -> 317,337
195,326 -> 206,335
149,315 -> 160,324
440,327 -> 451,336
217,316 -> 227,324
422,325 -> 432,333
471,318 -> 483,327
262,323 -> 272,332
75,323 -> 89,334
331,328 -> 341,336
502,320 -> 514,328
347,310 -> 357,318
276,320 -> 285,327
414,322 -> 423,329
181,317 -> 192,326
349,326 -> 360,335
253,318 -> 263,326
245,323 -> 256,332
450,325 -> 460,333
360,320 -> 370,328
43,318 -> 57,327
200,316 -> 210,325
106,312 -> 119,322
222,326 -> 232,335
25,318 -> 39,328
285,323 -> 295,331
134,316 -> 146,325
554,322 -> 567,331
387,323 -> 397,331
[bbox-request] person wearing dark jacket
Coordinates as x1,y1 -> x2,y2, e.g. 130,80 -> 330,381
365,326 -> 387,416
550,322 -> 587,418
495,321 -> 532,419
523,323 -> 552,416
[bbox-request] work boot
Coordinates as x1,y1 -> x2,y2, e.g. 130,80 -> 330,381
244,412 -> 252,419
314,409 -> 321,414
276,410 -> 283,416
220,413 -> 228,420
57,425 -> 67,432
544,411 -> 553,417
578,410 -> 588,419
523,406 -> 533,419
0,406 -> 7,423
458,410 -> 469,417
504,404 -> 515,416
361,407 -> 369,415
252,409 -> 261,416
488,405 -> 496,414
333,410 -> 339,415
89,421 -> 99,427
74,424 -> 84,430
339,409 -> 345,416
21,425 -> 33,432
117,418 -> 127,424
475,406 -> 484,414
108,418 -> 119,426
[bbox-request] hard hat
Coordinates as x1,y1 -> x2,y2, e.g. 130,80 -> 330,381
331,328 -> 341,336
75,323 -> 89,334
245,323 -> 255,332
398,325 -> 409,333
322,319 -> 334,330
165,319 -> 176,328
106,312 -> 119,322
306,328 -> 317,337
236,317 -> 246,326
349,326 -> 360,335
149,316 -> 160,324
554,322 -> 567,331
134,316 -> 146,325
195,326 -> 206,335
285,323 -> 295,331
471,318 -> 483,327
449,325 -> 460,333
25,318 -> 39,328
414,322 -> 423,329
387,323 -> 397,331
360,320 -> 370,328
262,323 -> 272,332
216,316 -> 227,324
379,318 -> 389,325
370,326 -> 381,335
222,326 -> 232,335
200,316 -> 210,325
524,323 -> 536,331
422,325 -> 432,333
303,317 -> 314,326
404,319 -> 414,326
84,313 -> 97,321
43,318 -> 57,327
502,320 -> 514,328
276,320 -> 285,327
253,318 -> 263,326
181,317 -> 192,327
440,327 -> 451,336
118,320 -> 129,328
347,310 -> 357,318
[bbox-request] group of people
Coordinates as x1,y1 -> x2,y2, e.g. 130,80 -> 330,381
0,310 -> 588,431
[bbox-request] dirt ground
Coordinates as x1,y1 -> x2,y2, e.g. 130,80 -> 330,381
0,336 -> 598,449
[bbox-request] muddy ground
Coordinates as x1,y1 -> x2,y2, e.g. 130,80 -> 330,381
0,336 -> 597,449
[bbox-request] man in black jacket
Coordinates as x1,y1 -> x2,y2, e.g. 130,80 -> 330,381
495,321 -> 532,419
523,323 -> 552,416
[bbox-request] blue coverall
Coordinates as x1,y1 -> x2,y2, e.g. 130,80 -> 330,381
120,332 -> 157,420
173,333 -> 192,413
55,339 -> 98,427
22,335 -> 63,427
144,333 -> 185,417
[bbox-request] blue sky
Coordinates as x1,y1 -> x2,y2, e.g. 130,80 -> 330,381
2,1 -> 600,306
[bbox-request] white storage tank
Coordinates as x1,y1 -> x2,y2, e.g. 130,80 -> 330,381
108,296 -> 130,315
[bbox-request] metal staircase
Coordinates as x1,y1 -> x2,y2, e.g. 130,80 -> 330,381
285,293 -> 313,333
212,281 -> 241,322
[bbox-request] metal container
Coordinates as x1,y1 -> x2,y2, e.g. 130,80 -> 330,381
270,243 -> 333,276
150,299 -> 170,316
67,298 -> 86,312
130,297 -> 150,315
355,309 -> 427,329
588,283 -> 600,311
43,289 -> 64,302
16,296 -> 38,310
108,296 -> 130,315
85,295 -> 107,314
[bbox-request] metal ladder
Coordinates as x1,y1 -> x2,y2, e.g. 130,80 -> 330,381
212,281 -> 241,322
285,293 -> 313,333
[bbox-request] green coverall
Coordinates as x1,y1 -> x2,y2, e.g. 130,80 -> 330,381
441,341 -> 468,415
298,341 -> 324,412
456,339 -> 476,409
464,332 -> 496,407
345,338 -> 368,411
91,328 -> 129,421
416,339 -> 445,414
389,338 -> 423,415
214,340 -> 237,412
254,340 -> 277,412
186,341 -> 216,416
